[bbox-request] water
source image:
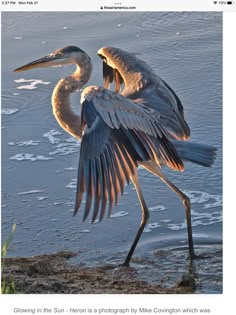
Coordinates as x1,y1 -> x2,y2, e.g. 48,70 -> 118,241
1,12 -> 222,293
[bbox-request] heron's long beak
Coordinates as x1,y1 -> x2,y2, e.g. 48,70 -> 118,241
13,54 -> 63,72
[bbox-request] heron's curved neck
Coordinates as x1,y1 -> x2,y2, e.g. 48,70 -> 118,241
52,56 -> 92,140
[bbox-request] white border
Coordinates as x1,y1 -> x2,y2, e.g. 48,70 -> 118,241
0,0 -> 236,12
223,10 -> 236,300
1,2 -> 236,315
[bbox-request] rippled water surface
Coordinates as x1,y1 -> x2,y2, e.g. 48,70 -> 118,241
1,12 -> 222,293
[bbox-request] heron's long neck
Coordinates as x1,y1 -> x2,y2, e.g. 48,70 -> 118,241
52,56 -> 92,140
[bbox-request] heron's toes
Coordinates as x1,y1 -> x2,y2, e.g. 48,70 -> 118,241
190,253 -> 208,260
119,262 -> 130,268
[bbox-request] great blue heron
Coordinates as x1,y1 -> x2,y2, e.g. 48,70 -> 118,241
14,46 -> 216,266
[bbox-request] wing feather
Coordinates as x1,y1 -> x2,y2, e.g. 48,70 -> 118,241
83,160 -> 93,221
102,60 -> 114,89
112,141 -> 131,184
95,158 -> 105,221
91,159 -> 100,223
100,153 -> 111,221
105,144 -> 120,207
115,109 -> 129,129
74,158 -> 85,215
114,69 -> 123,93
112,143 -> 126,190
75,90 -> 184,221
107,141 -> 124,196
97,47 -> 190,140
82,86 -> 166,139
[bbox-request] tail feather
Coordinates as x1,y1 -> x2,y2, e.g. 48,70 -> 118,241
172,140 -> 217,167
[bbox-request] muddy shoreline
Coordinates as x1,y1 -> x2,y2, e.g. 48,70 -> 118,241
2,251 -> 195,294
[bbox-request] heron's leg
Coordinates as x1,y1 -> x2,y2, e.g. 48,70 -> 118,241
122,172 -> 149,267
139,161 -> 195,260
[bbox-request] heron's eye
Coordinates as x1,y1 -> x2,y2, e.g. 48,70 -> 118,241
54,52 -> 64,58
49,52 -> 64,58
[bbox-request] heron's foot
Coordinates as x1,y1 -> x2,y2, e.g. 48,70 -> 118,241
189,253 -> 208,260
119,261 -> 130,268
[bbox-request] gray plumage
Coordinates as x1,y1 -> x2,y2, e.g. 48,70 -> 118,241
14,45 -> 217,266
98,47 -> 190,140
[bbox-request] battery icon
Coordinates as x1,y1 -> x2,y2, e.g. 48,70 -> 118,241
227,1 -> 234,4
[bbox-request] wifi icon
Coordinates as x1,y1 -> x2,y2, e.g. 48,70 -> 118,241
213,1 -> 218,3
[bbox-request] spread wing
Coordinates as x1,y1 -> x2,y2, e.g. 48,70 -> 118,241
97,46 -> 190,140
75,86 -> 184,222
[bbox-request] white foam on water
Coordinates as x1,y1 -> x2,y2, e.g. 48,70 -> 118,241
9,129 -> 80,165
37,196 -> 48,201
183,190 -> 222,209
161,190 -> 222,229
8,140 -> 40,146
15,78 -> 51,90
53,201 -> 64,206
166,222 -> 186,231
49,141 -> 80,156
144,222 -> 161,233
110,211 -> 129,218
43,130 -> 80,156
66,179 -> 77,189
18,190 -> 44,195
204,195 -> 222,209
43,129 -> 62,144
1,108 -> 19,115
10,153 -> 53,162
64,167 -> 76,171
165,198 -> 222,231
143,228 -> 152,233
147,222 -> 161,229
149,205 -> 167,212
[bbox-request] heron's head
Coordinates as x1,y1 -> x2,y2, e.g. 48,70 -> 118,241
14,46 -> 89,72
97,47 -> 122,69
